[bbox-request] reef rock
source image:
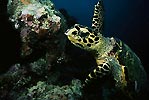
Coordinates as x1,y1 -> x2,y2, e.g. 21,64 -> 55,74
0,59 -> 83,100
7,0 -> 67,65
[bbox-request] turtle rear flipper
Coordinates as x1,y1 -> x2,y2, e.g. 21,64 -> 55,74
92,0 -> 104,34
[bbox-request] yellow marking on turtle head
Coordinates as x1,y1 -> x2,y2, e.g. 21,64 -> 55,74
65,24 -> 101,51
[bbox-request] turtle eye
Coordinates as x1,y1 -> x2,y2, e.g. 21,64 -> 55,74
72,31 -> 78,35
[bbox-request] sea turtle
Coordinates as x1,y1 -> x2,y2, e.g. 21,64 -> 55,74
64,0 -> 147,98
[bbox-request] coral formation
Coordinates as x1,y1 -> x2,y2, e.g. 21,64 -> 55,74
18,80 -> 82,100
0,0 -> 84,100
0,59 -> 83,100
7,0 -> 67,60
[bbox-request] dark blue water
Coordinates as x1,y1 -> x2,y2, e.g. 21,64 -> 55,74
52,0 -> 148,36
52,0 -> 98,27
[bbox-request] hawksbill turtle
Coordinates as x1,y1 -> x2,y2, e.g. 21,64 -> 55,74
64,0 -> 147,98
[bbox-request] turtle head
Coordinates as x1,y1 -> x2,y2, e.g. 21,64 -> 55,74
65,24 -> 102,51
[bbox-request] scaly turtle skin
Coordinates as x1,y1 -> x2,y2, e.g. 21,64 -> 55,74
64,0 -> 147,98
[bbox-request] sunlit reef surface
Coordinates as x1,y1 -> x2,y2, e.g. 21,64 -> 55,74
0,0 -> 149,100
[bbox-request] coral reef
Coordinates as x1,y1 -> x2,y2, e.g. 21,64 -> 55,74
29,58 -> 49,75
7,0 -> 67,61
0,0 -> 84,100
18,80 -> 82,100
0,59 -> 83,100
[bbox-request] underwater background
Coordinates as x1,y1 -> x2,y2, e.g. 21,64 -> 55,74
0,0 -> 149,99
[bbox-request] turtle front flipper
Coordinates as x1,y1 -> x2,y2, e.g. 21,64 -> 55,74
92,0 -> 104,34
84,59 -> 111,86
